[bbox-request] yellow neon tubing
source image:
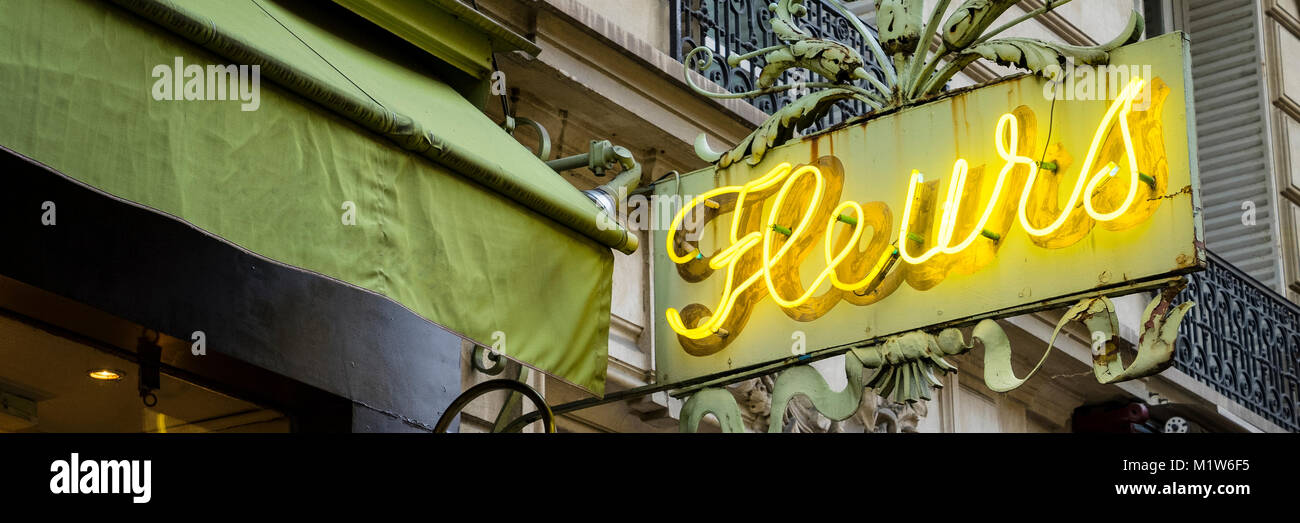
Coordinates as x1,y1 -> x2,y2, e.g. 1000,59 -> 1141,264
821,201 -> 897,292
830,225 -> 899,292
665,162 -> 798,339
665,186 -> 738,263
1018,77 -> 1145,236
762,165 -> 832,308
1084,78 -> 1147,221
936,161 -> 965,250
665,261 -> 764,339
942,114 -> 1022,254
900,166 -> 965,264
826,201 -> 865,290
665,162 -> 795,264
708,232 -> 760,270
728,162 -> 794,244
898,170 -> 934,263
1083,162 -> 1123,219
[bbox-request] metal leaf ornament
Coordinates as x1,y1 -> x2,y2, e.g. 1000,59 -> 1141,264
685,0 -> 1146,167
720,88 -> 862,167
876,0 -> 923,74
686,1 -> 883,167
753,40 -> 870,88
962,11 -> 1145,73
941,0 -> 1022,50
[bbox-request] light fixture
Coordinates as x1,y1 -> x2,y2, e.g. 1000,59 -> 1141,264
88,369 -> 125,381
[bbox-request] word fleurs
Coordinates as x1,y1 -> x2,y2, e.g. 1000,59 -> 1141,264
665,77 -> 1166,355
50,453 -> 152,504
151,56 -> 261,111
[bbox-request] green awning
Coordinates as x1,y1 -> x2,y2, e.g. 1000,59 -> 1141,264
0,0 -> 621,395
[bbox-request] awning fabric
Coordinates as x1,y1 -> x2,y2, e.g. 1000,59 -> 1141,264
0,0 -> 616,395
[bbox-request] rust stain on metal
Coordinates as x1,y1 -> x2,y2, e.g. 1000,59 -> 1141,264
1146,185 -> 1193,202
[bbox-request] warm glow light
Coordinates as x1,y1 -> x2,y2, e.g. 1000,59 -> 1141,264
665,77 -> 1160,342
899,112 -> 1030,264
88,369 -> 124,381
1019,77 -> 1146,235
899,162 -> 969,264
899,169 -> 939,264
666,162 -> 802,339
762,165 -> 834,308
945,114 -> 1021,253
1083,79 -> 1147,221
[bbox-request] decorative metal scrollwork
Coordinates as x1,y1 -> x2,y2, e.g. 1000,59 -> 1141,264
681,0 -> 1144,168
671,0 -> 886,130
681,282 -> 1194,433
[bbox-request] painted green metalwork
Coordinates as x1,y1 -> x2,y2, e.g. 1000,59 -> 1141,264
435,378 -> 555,433
680,388 -> 747,433
1089,283 -> 1195,384
767,351 -> 867,432
854,330 -> 961,402
471,345 -> 507,376
680,281 -> 1196,432
502,115 -> 552,161
686,0 -> 1145,167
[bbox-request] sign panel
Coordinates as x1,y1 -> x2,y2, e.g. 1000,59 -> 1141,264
653,34 -> 1202,384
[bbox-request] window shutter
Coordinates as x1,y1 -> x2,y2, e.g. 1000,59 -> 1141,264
1182,0 -> 1284,290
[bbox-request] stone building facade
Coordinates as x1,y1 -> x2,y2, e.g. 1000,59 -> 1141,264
458,0 -> 1299,434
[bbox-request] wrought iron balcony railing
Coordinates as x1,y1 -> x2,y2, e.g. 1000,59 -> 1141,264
1175,250 -> 1300,432
667,0 -> 886,131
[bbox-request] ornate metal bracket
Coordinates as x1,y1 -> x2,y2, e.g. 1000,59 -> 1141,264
434,378 -> 556,433
502,115 -> 552,161
470,345 -> 507,376
687,0 -> 1144,168
680,282 -> 1194,433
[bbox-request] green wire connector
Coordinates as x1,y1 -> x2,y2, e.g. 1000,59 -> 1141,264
1138,172 -> 1157,189
980,229 -> 1001,242
1039,161 -> 1058,172
771,224 -> 792,236
837,214 -> 858,226
906,232 -> 925,244
695,251 -> 704,260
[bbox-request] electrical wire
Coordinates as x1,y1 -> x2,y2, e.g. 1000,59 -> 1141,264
250,0 -> 386,111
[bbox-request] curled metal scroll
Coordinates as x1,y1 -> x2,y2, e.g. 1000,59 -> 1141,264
502,115 -> 552,161
470,345 -> 506,376
679,283 -> 1195,432
434,379 -> 555,433
766,351 -> 867,433
680,388 -> 747,433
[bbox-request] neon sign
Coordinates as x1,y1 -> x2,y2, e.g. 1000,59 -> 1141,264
663,76 -> 1176,356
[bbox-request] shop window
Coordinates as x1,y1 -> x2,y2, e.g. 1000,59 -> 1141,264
0,314 -> 288,433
